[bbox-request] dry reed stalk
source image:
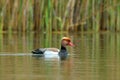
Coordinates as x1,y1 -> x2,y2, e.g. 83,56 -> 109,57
22,0 -> 29,32
9,0 -> 18,32
33,0 -> 40,32
2,0 -> 13,31
62,0 -> 75,31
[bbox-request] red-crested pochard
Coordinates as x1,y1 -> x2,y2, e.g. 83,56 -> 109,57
32,37 -> 74,59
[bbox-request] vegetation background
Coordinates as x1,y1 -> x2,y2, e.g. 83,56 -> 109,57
0,0 -> 120,33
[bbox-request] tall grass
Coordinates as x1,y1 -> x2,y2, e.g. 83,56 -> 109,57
0,0 -> 120,33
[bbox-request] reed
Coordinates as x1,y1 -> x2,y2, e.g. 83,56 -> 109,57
44,0 -> 52,47
0,0 -> 120,33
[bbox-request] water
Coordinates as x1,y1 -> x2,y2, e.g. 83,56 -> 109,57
0,32 -> 120,80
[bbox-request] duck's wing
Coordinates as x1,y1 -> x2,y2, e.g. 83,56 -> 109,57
46,48 -> 60,52
32,48 -> 59,54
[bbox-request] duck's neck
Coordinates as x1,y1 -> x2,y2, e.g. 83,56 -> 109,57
60,45 -> 66,51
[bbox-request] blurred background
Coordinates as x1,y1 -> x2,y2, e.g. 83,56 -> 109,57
0,0 -> 120,33
0,0 -> 120,80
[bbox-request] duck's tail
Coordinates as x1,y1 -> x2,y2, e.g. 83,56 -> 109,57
32,48 -> 46,54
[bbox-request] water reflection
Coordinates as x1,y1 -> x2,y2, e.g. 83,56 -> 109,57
0,32 -> 120,80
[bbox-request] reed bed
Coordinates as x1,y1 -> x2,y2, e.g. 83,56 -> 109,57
0,0 -> 120,33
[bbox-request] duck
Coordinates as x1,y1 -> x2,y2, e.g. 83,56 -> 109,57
32,37 -> 74,59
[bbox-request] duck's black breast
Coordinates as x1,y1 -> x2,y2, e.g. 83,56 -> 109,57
59,46 -> 68,59
59,50 -> 68,57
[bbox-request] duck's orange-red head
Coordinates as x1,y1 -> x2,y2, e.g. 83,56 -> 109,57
62,37 -> 74,46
